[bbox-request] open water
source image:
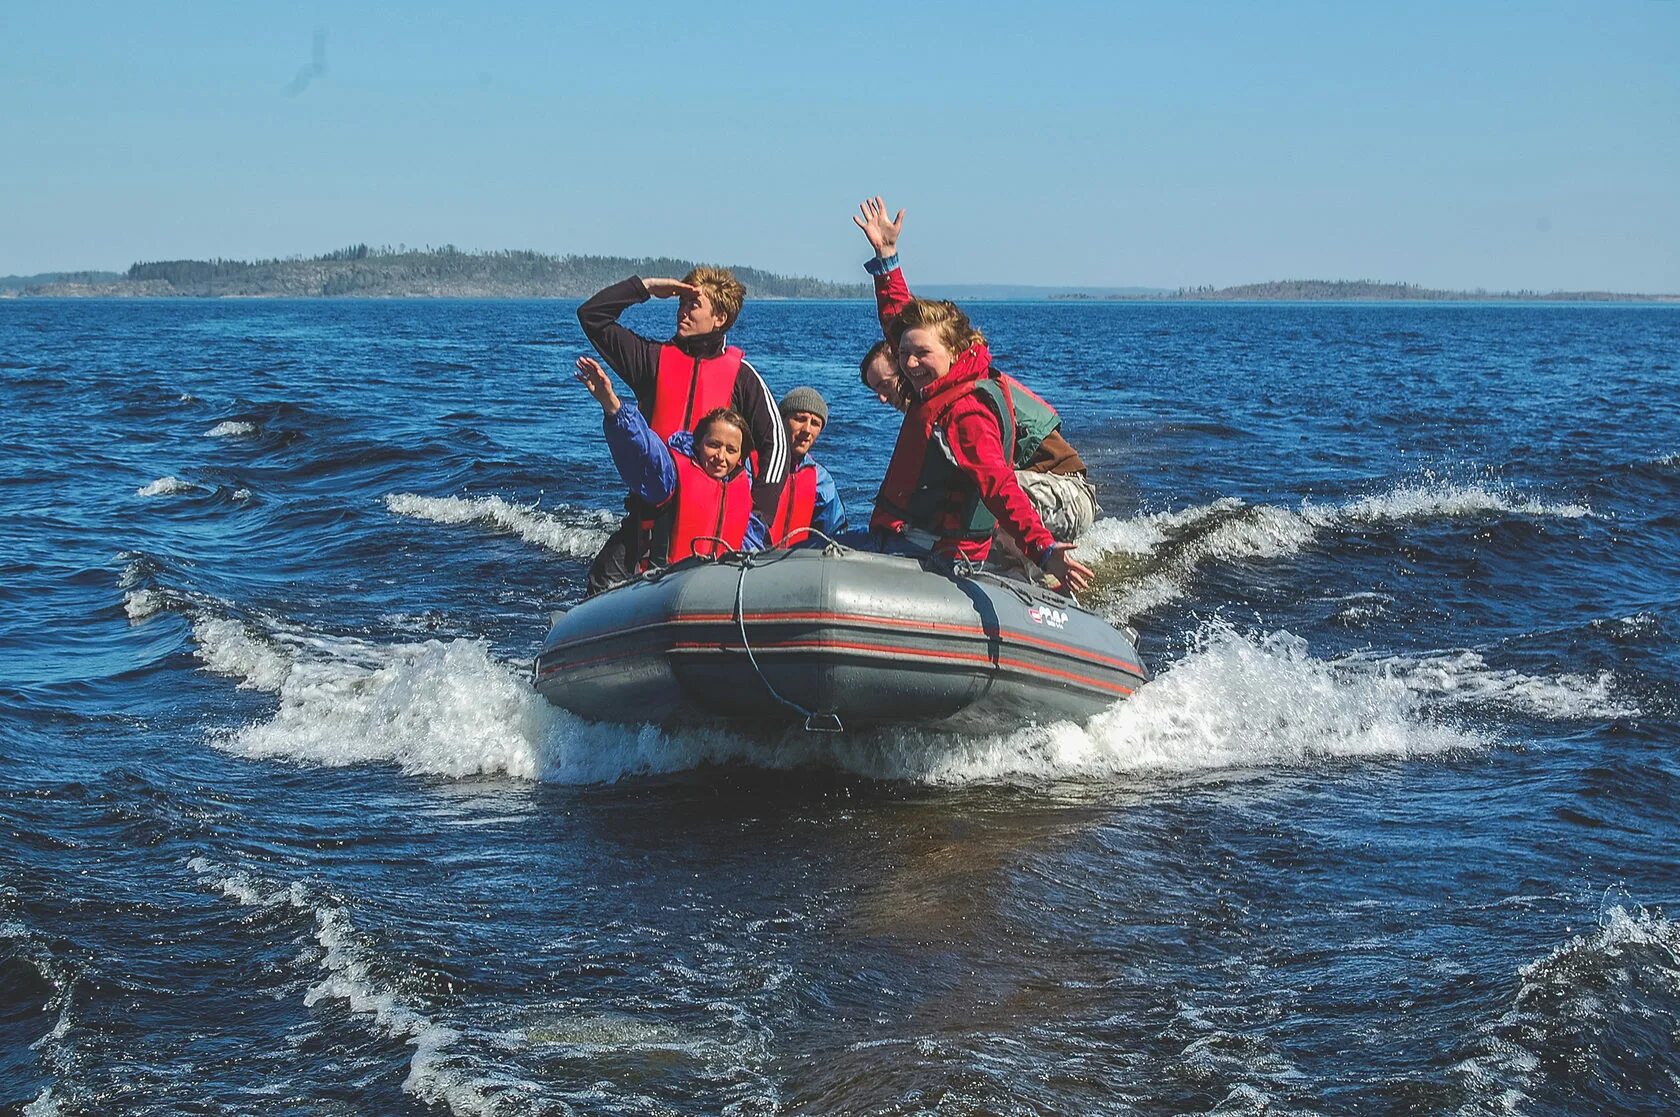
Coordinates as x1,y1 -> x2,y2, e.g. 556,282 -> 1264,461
2,296 -> 1678,1116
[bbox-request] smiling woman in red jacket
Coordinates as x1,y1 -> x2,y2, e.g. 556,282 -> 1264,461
851,199 -> 1095,595
867,299 -> 1094,595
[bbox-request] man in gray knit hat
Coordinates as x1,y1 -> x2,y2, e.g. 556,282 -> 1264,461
752,386 -> 846,548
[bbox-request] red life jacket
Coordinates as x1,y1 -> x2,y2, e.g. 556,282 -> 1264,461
872,345 -> 999,547
766,461 -> 819,547
641,453 -> 753,570
646,343 -> 745,440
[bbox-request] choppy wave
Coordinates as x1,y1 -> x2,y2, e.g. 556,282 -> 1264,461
192,616 -> 297,691
1344,649 -> 1639,721
187,857 -> 533,1117
1454,900 -> 1680,1115
384,492 -> 611,558
205,420 -> 257,438
22,1090 -> 61,1117
846,625 -> 1483,784
1078,478 -> 1594,619
136,475 -> 199,497
119,552 -> 166,618
123,588 -> 166,620
3,909 -> 74,1117
117,551 -> 156,589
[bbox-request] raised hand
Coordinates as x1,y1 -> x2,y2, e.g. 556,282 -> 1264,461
1042,543 -> 1095,596
852,196 -> 905,258
642,277 -> 702,300
574,355 -> 622,415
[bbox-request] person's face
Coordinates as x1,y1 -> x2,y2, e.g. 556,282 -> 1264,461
863,350 -> 910,412
897,327 -> 954,393
677,289 -> 728,337
785,410 -> 825,457
695,420 -> 744,478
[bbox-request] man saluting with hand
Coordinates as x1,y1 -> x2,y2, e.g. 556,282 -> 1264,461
576,267 -> 788,595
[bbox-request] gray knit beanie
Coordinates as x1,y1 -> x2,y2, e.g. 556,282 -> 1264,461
778,386 -> 828,424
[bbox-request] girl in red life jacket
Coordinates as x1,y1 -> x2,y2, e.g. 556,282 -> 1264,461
575,357 -> 756,579
868,301 -> 1096,596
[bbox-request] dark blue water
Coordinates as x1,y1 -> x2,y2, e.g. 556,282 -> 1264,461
3,297 -> 1678,1115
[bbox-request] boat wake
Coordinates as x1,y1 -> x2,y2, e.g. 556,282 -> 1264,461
204,420 -> 258,438
170,592 -> 1519,786
1340,649 -> 1638,721
186,858 -> 539,1117
384,492 -> 613,558
135,475 -> 201,498
1451,897 -> 1680,1115
1078,476 -> 1594,620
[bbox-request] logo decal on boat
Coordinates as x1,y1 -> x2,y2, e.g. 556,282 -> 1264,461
1026,606 -> 1068,629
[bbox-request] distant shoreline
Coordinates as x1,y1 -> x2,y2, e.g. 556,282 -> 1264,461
6,291 -> 1678,306
1,251 -> 1674,303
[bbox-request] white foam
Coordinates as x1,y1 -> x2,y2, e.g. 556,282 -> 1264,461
205,420 -> 257,438
1086,479 -> 1593,621
1102,503 -> 1319,620
188,858 -> 522,1116
205,623 -> 758,785
198,610 -> 1479,787
123,589 -> 164,620
136,475 -> 197,497
837,625 -> 1478,784
1344,650 -> 1639,721
214,637 -> 558,778
1077,498 -> 1247,560
233,488 -> 252,502
192,616 -> 296,691
1455,902 -> 1680,1115
1327,480 -> 1592,523
385,493 -> 610,558
22,1089 -> 60,1117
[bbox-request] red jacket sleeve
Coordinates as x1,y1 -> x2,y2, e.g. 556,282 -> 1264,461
874,267 -> 913,336
945,399 -> 1057,563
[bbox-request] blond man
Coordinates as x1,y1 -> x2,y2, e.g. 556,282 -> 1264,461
577,268 -> 788,594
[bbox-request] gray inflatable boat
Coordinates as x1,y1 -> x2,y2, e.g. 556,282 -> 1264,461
533,545 -> 1148,734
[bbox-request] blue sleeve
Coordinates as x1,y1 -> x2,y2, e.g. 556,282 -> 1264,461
603,402 -> 676,506
809,461 -> 847,543
742,514 -> 769,552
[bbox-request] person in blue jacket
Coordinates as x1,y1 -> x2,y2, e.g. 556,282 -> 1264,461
575,356 -> 759,584
754,386 -> 847,548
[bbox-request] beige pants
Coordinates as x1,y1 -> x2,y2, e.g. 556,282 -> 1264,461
989,471 -> 1100,579
1014,470 -> 1099,541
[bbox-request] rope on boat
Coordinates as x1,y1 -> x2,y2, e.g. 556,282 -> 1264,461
728,538 -> 846,734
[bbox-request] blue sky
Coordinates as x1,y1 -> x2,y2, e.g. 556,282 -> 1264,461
2,2 -> 1676,290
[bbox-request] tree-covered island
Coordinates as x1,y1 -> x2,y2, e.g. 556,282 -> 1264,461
2,246 -> 868,299
4,249 -> 1674,301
